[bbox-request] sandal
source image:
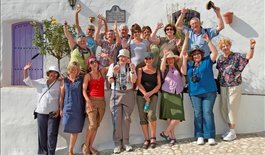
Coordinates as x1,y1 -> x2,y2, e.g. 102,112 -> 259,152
160,131 -> 171,141
150,137 -> 157,148
82,143 -> 91,155
169,138 -> 177,146
90,147 -> 99,155
142,139 -> 150,149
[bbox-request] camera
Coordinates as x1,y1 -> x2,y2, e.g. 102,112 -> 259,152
191,75 -> 200,83
120,85 -> 127,90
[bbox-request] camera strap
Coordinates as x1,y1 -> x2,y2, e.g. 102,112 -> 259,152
38,79 -> 57,103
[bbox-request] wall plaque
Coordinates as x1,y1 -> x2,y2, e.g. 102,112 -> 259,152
106,5 -> 126,23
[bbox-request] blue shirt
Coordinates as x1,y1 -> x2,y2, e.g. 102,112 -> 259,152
184,27 -> 218,57
86,36 -> 97,55
187,56 -> 217,96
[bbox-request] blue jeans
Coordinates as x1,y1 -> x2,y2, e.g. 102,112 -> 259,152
37,113 -> 60,155
190,92 -> 217,139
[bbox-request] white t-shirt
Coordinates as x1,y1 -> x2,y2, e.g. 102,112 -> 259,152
107,63 -> 136,90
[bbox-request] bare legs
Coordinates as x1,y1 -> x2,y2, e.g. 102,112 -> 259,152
164,119 -> 180,139
69,133 -> 78,154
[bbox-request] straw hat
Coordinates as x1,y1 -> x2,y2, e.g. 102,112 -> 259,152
165,51 -> 180,59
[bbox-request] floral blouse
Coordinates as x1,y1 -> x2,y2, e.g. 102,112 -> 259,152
216,52 -> 249,87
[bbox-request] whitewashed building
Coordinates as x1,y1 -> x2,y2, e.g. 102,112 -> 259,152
1,0 -> 264,154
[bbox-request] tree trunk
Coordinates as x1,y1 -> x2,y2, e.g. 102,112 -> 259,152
57,59 -> 61,72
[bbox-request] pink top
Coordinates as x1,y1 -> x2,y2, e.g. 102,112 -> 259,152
161,67 -> 184,94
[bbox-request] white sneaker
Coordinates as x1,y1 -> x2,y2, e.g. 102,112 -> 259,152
113,146 -> 122,154
124,144 -> 133,152
208,138 -> 216,145
196,137 -> 204,145
221,130 -> 230,138
223,131 -> 237,141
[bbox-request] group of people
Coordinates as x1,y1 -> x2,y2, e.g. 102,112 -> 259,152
23,3 -> 256,155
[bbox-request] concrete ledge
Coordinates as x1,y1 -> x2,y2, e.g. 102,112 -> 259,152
1,87 -> 264,155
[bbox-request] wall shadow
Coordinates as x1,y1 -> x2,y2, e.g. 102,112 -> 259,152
230,15 -> 259,38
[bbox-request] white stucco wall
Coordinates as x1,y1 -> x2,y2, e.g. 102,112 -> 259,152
1,88 -> 264,154
1,0 -> 265,154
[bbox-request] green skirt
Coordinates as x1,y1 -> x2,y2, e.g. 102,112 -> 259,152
159,91 -> 185,121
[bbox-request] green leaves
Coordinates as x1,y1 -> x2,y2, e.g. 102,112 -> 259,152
31,17 -> 77,70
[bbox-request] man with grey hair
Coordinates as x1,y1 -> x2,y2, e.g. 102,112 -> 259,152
175,6 -> 224,56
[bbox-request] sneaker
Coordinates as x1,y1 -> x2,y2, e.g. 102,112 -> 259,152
208,138 -> 216,145
223,131 -> 237,141
196,137 -> 204,145
113,146 -> 122,154
221,130 -> 230,138
124,144 -> 133,152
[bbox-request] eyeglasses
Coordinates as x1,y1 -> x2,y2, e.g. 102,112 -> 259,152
143,31 -> 151,34
145,57 -> 153,60
166,28 -> 174,31
134,31 -> 141,34
88,29 -> 95,31
89,60 -> 97,64
192,52 -> 202,56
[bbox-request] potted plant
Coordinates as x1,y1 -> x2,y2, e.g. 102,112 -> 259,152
31,17 -> 77,71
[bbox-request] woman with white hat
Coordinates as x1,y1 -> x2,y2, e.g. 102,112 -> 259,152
107,49 -> 137,154
23,63 -> 61,155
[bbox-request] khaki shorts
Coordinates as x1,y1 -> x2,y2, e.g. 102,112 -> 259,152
86,97 -> 106,131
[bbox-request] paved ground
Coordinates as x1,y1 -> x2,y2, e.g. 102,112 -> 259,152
99,132 -> 265,155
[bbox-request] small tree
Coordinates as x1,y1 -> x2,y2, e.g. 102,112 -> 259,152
31,17 -> 76,71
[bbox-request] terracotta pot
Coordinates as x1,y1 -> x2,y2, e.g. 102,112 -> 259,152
223,12 -> 234,24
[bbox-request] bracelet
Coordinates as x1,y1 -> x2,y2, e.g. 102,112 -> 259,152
250,47 -> 254,50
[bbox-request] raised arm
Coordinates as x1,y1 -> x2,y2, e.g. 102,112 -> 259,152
246,39 -> 256,60
213,7 -> 224,33
113,20 -> 121,46
203,34 -> 218,61
160,50 -> 169,74
175,8 -> 187,29
64,21 -> 76,50
181,50 -> 188,75
75,4 -> 82,33
149,22 -> 163,45
23,62 -> 32,79
179,30 -> 189,59
94,19 -> 103,46
98,14 -> 108,38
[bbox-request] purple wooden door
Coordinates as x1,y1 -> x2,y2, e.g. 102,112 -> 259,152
12,21 -> 43,85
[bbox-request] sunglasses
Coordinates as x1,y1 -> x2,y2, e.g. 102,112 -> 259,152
145,57 -> 153,60
166,28 -> 174,31
89,60 -> 97,64
88,29 -> 95,31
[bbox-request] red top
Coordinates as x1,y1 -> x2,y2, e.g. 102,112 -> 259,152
87,73 -> 105,97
